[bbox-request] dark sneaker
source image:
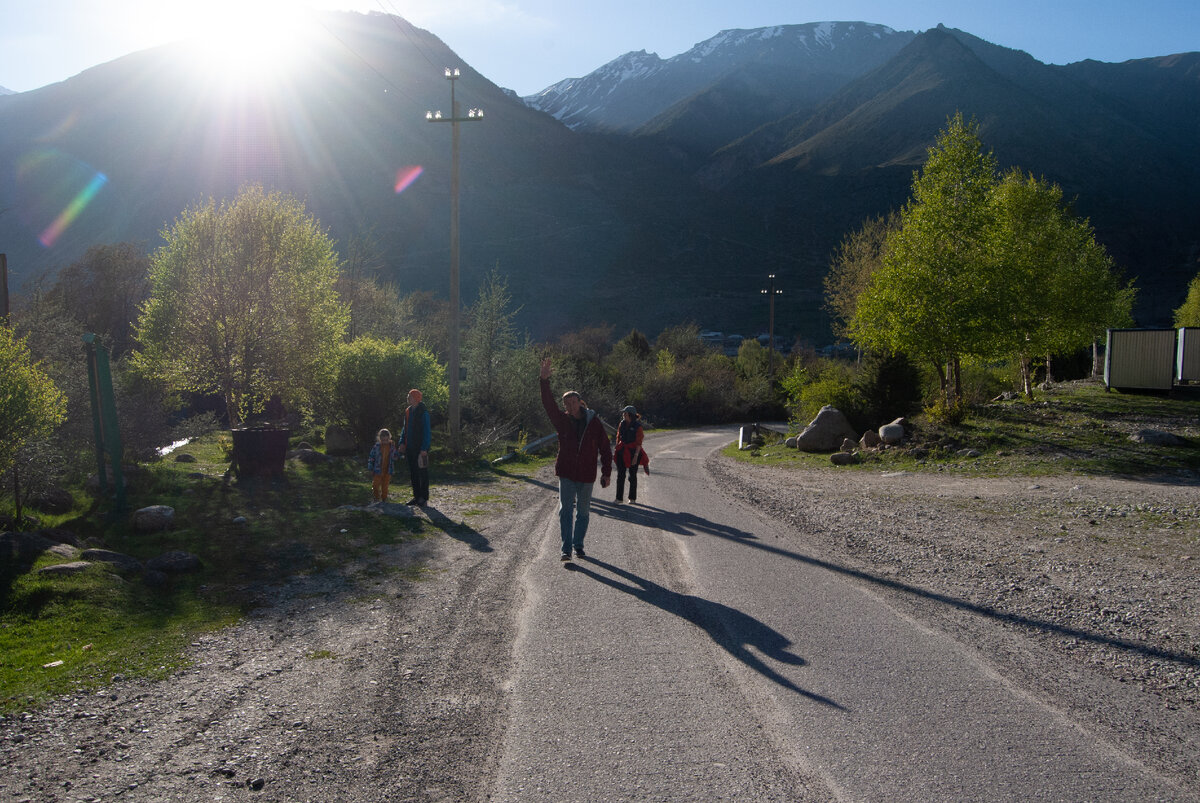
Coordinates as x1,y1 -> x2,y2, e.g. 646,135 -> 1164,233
614,497 -> 624,504
629,497 -> 637,504
560,552 -> 571,561
405,499 -> 419,506
574,548 -> 586,559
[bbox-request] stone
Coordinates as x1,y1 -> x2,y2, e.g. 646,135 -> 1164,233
133,505 -> 175,532
38,527 -> 80,546
784,436 -> 798,449
146,550 -> 202,574
0,531 -> 54,561
839,438 -> 857,453
142,569 -> 170,588
1129,429 -> 1187,447
859,430 -> 882,449
291,448 -> 332,465
794,406 -> 858,452
38,561 -> 94,576
47,543 -> 79,559
830,451 -> 859,465
29,486 -> 74,515
879,418 -> 906,445
957,448 -> 982,458
324,425 -> 357,456
81,549 -> 143,572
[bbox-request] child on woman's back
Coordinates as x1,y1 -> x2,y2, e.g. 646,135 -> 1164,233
367,428 -> 399,502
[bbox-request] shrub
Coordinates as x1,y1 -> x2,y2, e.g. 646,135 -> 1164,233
326,337 -> 446,447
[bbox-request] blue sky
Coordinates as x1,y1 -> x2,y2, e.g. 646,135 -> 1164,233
1,0 -> 1198,95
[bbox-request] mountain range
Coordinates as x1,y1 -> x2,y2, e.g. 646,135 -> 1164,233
1,13 -> 1197,345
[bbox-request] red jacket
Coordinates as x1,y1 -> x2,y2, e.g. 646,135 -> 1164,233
541,378 -> 613,484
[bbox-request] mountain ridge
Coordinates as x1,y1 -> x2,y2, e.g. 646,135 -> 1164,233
1,13 -> 1196,344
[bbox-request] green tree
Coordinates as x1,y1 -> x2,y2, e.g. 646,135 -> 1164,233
823,211 -> 900,339
327,337 -> 447,447
1173,273 -> 1200,328
989,170 -> 1135,395
852,114 -> 999,408
46,242 -> 150,357
0,324 -> 67,483
133,187 -> 348,425
463,268 -> 521,419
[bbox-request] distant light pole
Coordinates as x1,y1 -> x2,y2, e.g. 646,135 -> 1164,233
426,67 -> 483,454
761,273 -> 782,381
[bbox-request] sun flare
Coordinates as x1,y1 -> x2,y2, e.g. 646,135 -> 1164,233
178,0 -> 318,90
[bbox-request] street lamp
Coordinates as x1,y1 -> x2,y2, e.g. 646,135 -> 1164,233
426,67 -> 483,454
761,273 -> 782,381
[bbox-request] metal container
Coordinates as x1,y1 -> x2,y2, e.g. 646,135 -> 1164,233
1104,329 -> 1177,391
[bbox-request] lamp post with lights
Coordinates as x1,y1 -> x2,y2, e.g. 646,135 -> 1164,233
761,273 -> 782,381
426,67 -> 483,453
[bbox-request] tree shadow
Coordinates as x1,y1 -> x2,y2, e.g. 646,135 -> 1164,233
631,505 -> 1200,669
567,556 -> 845,710
419,504 -> 492,552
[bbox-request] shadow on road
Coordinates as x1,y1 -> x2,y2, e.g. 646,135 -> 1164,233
420,504 -> 493,552
567,556 -> 846,711
625,504 -> 1200,669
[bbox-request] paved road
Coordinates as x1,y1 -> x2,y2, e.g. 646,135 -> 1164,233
489,428 -> 1188,801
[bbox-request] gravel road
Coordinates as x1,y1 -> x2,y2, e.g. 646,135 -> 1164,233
2,444 -> 1197,801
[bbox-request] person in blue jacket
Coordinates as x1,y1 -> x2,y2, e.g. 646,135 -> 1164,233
398,388 -> 431,506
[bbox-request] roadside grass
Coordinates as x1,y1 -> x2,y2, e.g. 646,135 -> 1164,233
726,381 -> 1200,479
1,434 -> 548,715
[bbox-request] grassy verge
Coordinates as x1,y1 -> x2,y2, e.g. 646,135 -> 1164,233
1,434 -> 550,715
725,381 -> 1200,478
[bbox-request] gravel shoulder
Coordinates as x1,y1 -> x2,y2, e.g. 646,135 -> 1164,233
2,453 -> 1198,800
707,455 -> 1200,793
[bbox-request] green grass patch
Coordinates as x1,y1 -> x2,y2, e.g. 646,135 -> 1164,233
1,431 -> 515,715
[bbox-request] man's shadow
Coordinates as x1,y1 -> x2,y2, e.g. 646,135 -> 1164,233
567,556 -> 844,710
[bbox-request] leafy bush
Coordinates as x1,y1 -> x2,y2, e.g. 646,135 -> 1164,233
853,350 -> 924,428
326,337 -> 446,447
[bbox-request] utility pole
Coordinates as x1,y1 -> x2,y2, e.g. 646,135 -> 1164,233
761,273 -> 782,381
426,68 -> 483,454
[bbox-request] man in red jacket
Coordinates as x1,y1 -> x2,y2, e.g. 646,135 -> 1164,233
540,357 -> 612,560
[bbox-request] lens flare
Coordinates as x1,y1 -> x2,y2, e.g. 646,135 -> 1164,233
394,165 -> 423,194
39,172 -> 108,248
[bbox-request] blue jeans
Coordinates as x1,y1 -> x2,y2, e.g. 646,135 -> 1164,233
557,478 -> 594,554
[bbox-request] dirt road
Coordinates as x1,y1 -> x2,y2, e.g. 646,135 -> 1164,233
2,428 -> 1197,801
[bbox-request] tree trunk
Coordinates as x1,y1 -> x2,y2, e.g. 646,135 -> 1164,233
1021,355 -> 1034,398
1045,354 -> 1054,384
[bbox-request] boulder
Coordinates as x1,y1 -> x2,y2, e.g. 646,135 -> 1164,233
290,448 -> 333,465
81,549 -> 142,572
1129,429 -> 1187,447
784,436 -> 798,449
133,505 -> 175,532
29,486 -> 74,515
839,437 -> 857,453
0,531 -> 54,562
859,430 -> 882,449
324,425 -> 357,456
146,550 -> 202,574
830,451 -> 859,466
879,418 -> 906,445
794,406 -> 858,452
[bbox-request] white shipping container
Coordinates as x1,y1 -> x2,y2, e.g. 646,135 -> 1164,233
1104,329 -> 1177,390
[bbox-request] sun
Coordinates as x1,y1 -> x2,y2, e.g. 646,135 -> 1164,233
178,0 -> 319,90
